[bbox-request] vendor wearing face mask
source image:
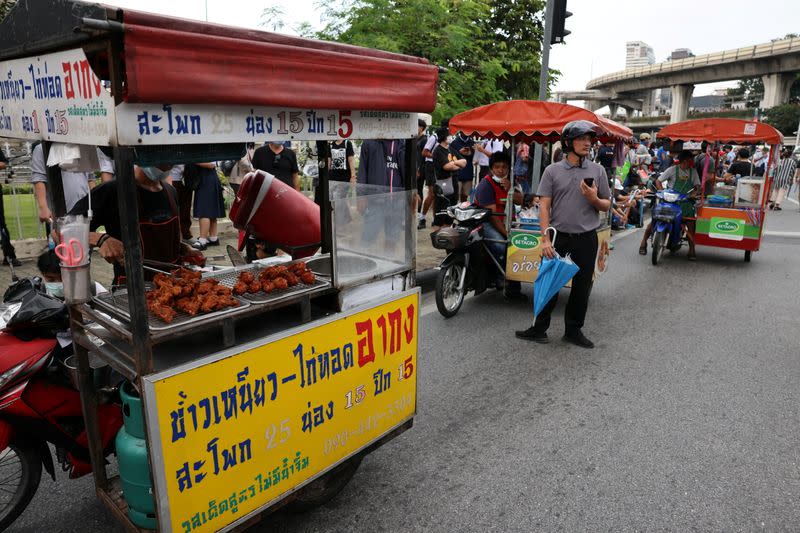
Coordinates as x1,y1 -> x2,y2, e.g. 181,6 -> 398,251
471,150 -> 525,302
69,164 -> 204,285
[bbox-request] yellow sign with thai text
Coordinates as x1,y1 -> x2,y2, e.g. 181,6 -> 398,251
143,291 -> 419,533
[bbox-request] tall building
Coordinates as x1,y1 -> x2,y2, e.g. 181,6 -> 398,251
625,41 -> 655,69
669,48 -> 694,61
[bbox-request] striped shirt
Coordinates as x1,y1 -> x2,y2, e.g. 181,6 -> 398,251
774,157 -> 797,189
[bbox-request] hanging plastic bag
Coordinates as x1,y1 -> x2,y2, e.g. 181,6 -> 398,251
615,159 -> 631,181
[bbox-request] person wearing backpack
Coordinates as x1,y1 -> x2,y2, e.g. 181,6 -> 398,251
228,143 -> 255,195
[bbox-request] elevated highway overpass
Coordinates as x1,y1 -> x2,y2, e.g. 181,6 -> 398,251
558,37 -> 800,123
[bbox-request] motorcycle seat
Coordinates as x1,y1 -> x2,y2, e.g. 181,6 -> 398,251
0,332 -> 56,372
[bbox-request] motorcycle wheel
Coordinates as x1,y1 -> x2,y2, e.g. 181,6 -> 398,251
285,455 -> 362,513
652,231 -> 668,266
435,258 -> 466,318
744,251 -> 751,262
0,443 -> 42,530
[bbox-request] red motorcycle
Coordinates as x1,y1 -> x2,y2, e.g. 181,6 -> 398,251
0,328 -> 122,530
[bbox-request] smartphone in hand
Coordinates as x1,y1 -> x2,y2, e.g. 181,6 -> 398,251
583,178 -> 594,187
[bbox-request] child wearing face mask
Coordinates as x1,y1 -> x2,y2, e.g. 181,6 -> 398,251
37,250 -> 107,299
38,250 -> 64,298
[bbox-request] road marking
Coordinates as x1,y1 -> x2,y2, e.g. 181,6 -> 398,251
419,226 -> 645,317
763,230 -> 800,238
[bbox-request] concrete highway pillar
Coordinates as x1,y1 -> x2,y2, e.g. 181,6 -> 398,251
584,100 -> 602,112
642,90 -> 658,117
608,103 -> 620,118
669,84 -> 694,123
760,73 -> 795,108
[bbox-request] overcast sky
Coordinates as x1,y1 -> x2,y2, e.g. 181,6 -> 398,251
105,0 -> 799,98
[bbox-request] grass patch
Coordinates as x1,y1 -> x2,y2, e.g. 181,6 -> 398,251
2,193 -> 45,240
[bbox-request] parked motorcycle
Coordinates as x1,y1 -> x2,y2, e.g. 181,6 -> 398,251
650,188 -> 692,266
430,204 -> 505,318
0,281 -> 122,530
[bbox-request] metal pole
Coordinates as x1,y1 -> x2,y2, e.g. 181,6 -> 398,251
507,139 -> 515,235
531,0 -> 554,193
794,116 -> 800,149
11,182 -> 23,240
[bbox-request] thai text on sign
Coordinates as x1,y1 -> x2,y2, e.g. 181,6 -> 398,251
143,291 -> 419,533
0,48 -> 115,145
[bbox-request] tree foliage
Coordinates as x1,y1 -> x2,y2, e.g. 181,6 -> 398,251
763,104 -> 800,137
314,0 -> 554,124
0,0 -> 16,21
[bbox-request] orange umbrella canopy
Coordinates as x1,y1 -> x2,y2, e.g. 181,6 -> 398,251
657,118 -> 784,145
448,100 -> 633,142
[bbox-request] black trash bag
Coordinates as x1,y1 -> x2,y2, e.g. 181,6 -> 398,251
3,277 -> 44,303
5,290 -> 69,340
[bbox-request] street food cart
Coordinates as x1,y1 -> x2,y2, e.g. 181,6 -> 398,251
657,119 -> 784,262
0,1 -> 438,531
432,101 -> 631,316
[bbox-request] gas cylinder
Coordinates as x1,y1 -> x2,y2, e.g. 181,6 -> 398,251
115,381 -> 157,529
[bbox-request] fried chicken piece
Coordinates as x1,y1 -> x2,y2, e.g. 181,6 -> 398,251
289,262 -> 308,275
219,296 -> 240,308
199,295 -> 215,313
300,271 -> 316,285
147,301 -> 176,323
284,272 -> 299,286
175,297 -> 202,316
272,278 -> 288,290
196,280 -> 219,295
238,271 -> 255,284
233,281 -> 248,295
247,281 -> 262,293
261,280 -> 275,293
260,265 -> 288,281
214,285 -> 233,298
174,278 -> 198,297
174,268 -> 201,281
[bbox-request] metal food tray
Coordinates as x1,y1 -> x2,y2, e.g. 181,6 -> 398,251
207,265 -> 330,305
91,285 -> 251,332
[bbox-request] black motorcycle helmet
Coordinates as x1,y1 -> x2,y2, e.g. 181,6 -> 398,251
561,120 -> 603,154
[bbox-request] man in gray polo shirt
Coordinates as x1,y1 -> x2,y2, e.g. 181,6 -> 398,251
516,120 -> 611,349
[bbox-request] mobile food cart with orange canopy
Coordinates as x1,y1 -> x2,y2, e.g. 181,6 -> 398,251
0,0 -> 439,531
657,118 -> 784,262
430,100 -> 632,317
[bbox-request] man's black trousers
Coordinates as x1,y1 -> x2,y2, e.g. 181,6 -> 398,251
532,230 -> 598,335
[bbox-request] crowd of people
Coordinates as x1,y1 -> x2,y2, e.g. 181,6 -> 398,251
0,128 -> 798,291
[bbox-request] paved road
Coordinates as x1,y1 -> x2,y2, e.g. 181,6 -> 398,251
9,209 -> 800,532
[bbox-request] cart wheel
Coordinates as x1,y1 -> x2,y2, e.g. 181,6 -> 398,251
286,455 -> 362,513
652,231 -> 667,266
0,443 -> 42,531
744,251 -> 751,262
435,258 -> 466,318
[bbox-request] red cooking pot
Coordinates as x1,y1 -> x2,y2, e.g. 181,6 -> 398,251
229,170 -> 320,258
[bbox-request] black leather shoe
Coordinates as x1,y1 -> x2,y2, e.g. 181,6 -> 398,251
504,290 -> 528,303
2,258 -> 21,267
563,330 -> 594,349
515,327 -> 548,343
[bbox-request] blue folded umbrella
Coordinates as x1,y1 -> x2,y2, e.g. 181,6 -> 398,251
533,252 -> 580,319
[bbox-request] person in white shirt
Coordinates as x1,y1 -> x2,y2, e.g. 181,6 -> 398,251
30,144 -> 114,223
475,138 -> 504,180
